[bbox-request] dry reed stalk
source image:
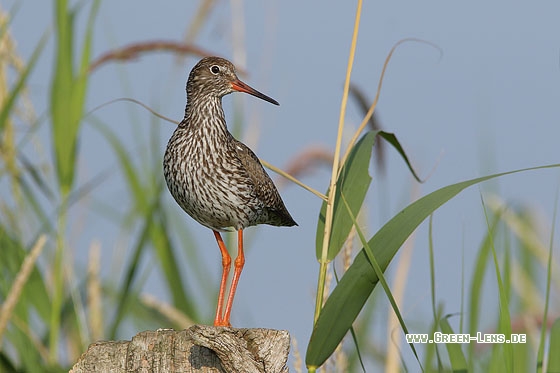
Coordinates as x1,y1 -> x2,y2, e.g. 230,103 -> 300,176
291,336 -> 303,373
0,6 -> 37,209
314,0 -> 363,327
183,0 -> 217,44
140,293 -> 195,327
278,146 -> 334,188
0,235 -> 47,342
89,41 -> 213,73
0,6 -> 35,123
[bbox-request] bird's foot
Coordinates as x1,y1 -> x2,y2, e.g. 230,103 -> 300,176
213,320 -> 232,327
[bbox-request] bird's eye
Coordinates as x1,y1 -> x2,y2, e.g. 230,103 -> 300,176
210,65 -> 220,74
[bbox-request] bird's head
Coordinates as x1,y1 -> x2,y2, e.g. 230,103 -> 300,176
186,56 -> 279,106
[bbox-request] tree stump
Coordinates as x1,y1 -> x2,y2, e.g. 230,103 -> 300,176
70,325 -> 290,373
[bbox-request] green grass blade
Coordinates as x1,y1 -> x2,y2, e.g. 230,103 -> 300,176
467,214 -> 499,367
537,185 -> 558,372
13,169 -> 53,232
316,131 -> 375,261
428,215 -> 438,326
51,0 -> 75,194
50,0 -> 98,194
5,327 -> 45,372
306,164 -> 560,369
17,153 -> 55,201
93,121 -> 147,211
109,203 -> 155,339
150,206 -> 199,320
79,0 -> 100,82
440,315 -> 468,372
480,195 -> 513,372
428,216 -> 444,370
424,304 -> 443,372
547,318 -> 560,372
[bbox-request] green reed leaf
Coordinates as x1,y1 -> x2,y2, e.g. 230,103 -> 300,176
306,164 -> 560,369
316,132 -> 374,261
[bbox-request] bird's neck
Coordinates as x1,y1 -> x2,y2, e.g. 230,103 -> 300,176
183,95 -> 229,136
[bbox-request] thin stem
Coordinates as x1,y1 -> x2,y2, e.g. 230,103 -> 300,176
313,0 -> 363,325
536,183 -> 559,372
49,198 -> 67,363
260,159 -> 327,201
0,235 -> 47,342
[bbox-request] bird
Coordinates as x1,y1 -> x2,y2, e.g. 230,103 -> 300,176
163,56 -> 297,327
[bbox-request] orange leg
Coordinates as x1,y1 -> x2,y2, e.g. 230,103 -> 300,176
221,229 -> 245,326
212,230 -> 231,326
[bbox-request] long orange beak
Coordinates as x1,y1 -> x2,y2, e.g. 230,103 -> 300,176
231,79 -> 279,106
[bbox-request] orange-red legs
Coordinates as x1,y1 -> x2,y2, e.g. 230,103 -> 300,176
212,231 -> 231,326
212,229 -> 245,327
222,229 -> 245,325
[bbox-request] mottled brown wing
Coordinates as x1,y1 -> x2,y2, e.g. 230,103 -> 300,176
232,139 -> 297,226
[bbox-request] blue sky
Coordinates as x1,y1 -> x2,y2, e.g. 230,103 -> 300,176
8,0 -> 560,369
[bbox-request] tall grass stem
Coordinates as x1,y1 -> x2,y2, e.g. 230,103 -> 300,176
313,0 -> 363,326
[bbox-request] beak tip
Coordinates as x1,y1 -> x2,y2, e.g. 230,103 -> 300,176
231,80 -> 279,106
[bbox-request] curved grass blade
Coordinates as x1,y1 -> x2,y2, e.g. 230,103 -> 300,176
50,0 -> 100,194
378,131 -> 424,182
306,164 -> 560,369
315,131 -> 375,261
93,121 -> 147,211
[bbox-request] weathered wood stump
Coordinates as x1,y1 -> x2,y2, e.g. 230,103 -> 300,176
70,325 -> 290,373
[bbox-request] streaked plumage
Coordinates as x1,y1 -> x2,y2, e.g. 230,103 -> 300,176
163,56 -> 296,326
